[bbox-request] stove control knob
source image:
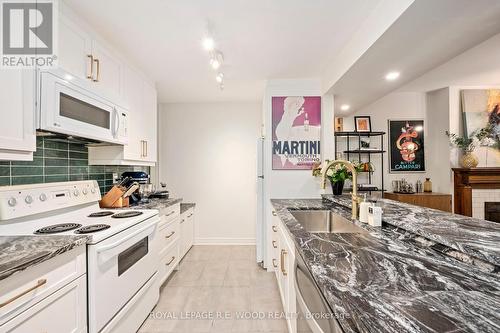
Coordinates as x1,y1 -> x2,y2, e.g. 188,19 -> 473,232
25,195 -> 33,204
8,197 -> 17,207
73,189 -> 80,197
39,193 -> 47,202
82,189 -> 88,195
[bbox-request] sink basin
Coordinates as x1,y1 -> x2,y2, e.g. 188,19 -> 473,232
290,210 -> 368,234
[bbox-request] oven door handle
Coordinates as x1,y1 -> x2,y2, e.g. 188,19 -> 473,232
96,218 -> 158,261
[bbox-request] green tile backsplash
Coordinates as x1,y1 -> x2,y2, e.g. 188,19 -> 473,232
0,137 -> 150,194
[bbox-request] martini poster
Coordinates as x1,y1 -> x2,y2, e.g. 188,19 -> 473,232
272,96 -> 321,170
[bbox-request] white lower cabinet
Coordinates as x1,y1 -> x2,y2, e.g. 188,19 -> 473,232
179,208 -> 195,259
0,248 -> 87,333
272,209 -> 297,333
156,204 -> 181,286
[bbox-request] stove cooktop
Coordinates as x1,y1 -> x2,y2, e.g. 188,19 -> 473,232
34,223 -> 82,234
75,224 -> 111,234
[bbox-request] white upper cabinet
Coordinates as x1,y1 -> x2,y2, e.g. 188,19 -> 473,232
0,70 -> 36,161
141,81 -> 158,163
58,15 -> 92,81
58,14 -> 123,102
91,40 -> 123,101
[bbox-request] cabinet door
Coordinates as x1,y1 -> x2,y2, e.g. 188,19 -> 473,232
141,81 -> 157,162
185,210 -> 194,253
58,15 -> 92,81
0,70 -> 36,157
1,275 -> 87,333
91,40 -> 123,100
121,66 -> 144,161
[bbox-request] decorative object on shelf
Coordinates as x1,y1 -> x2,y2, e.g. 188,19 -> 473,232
460,89 -> 500,164
354,161 -> 374,173
388,120 -> 425,172
272,96 -> 321,170
446,127 -> 493,168
354,116 -> 371,132
334,117 -> 343,132
416,180 -> 423,193
423,178 -> 432,193
391,178 -> 415,194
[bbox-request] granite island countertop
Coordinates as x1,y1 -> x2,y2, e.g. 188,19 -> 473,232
324,194 -> 500,267
0,235 -> 88,281
180,203 -> 196,214
128,197 -> 183,211
271,198 -> 500,333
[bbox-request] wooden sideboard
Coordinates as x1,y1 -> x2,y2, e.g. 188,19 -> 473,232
452,168 -> 500,217
383,192 -> 452,212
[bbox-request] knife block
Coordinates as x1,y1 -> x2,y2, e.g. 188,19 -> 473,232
99,186 -> 130,208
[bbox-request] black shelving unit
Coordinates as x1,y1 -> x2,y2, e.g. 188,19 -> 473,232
334,131 -> 386,194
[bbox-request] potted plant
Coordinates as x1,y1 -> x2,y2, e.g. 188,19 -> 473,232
446,126 -> 491,168
325,164 -> 352,195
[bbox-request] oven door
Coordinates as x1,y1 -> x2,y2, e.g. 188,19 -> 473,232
87,216 -> 160,333
39,71 -> 128,145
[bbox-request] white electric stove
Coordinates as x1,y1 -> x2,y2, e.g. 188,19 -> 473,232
0,180 -> 161,333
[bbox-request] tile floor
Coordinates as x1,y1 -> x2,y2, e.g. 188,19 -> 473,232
138,245 -> 287,333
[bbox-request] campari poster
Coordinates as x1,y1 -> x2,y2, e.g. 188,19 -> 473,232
388,119 -> 425,172
272,96 -> 321,170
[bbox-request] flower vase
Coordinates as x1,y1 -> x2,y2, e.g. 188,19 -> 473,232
460,150 -> 479,168
330,180 -> 345,195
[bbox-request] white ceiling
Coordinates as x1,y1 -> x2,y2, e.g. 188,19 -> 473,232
331,0 -> 500,115
63,0 -> 383,103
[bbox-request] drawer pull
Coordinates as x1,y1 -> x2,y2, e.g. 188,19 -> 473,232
280,250 -> 288,276
180,219 -> 185,224
272,226 -> 277,232
272,259 -> 278,268
165,231 -> 175,239
165,211 -> 175,217
0,279 -> 47,308
272,240 -> 277,248
272,211 -> 277,216
188,213 -> 193,217
165,256 -> 176,266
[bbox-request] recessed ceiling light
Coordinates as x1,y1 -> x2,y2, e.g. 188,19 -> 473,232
215,72 -> 224,83
202,37 -> 215,51
385,71 -> 400,81
340,104 -> 350,111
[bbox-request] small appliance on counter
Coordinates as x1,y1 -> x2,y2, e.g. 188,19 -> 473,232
149,182 -> 169,199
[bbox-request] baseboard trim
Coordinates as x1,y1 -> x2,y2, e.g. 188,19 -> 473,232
194,237 -> 256,245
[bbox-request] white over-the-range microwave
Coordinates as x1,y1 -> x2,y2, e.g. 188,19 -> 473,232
38,69 -> 129,145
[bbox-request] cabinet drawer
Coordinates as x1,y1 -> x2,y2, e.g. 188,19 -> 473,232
159,219 -> 180,255
159,204 -> 180,225
1,275 -> 87,333
0,248 -> 86,326
159,241 -> 179,286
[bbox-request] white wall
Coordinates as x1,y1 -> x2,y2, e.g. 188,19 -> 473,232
158,102 -> 261,245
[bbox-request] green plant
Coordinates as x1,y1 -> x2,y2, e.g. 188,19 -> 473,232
325,164 -> 352,183
446,126 -> 491,152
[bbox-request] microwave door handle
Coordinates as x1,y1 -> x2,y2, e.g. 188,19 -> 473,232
112,108 -> 120,138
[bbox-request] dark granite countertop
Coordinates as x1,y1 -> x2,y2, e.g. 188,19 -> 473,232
0,235 -> 88,281
180,203 -> 196,214
324,194 -> 500,267
271,198 -> 500,333
128,197 -> 183,210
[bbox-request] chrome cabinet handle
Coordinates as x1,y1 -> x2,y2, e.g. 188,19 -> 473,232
272,259 -> 278,268
188,213 -> 193,218
165,231 -> 175,239
145,141 -> 148,157
165,210 -> 175,217
87,54 -> 94,79
165,256 -> 176,266
93,58 -> 100,82
180,219 -> 185,224
280,249 -> 287,276
0,279 -> 47,308
272,240 -> 277,248
272,226 -> 277,232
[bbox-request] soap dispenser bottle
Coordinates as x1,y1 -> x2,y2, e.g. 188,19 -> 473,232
359,194 -> 370,223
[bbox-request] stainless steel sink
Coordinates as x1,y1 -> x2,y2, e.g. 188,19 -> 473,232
290,210 -> 368,234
